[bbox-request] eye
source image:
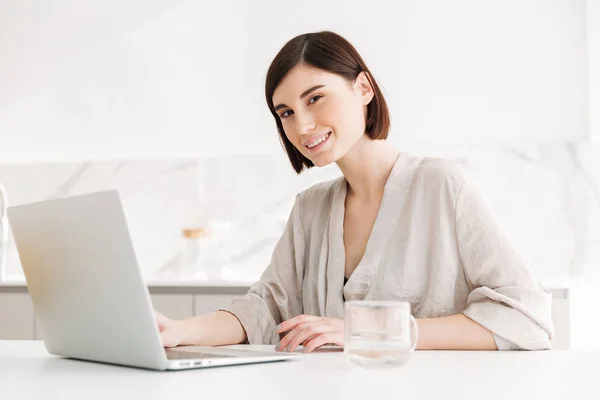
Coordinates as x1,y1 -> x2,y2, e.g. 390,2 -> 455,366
279,109 -> 293,119
308,95 -> 322,104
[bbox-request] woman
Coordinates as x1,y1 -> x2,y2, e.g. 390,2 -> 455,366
156,31 -> 553,352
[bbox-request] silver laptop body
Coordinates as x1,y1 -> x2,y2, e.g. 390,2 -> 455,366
7,190 -> 298,370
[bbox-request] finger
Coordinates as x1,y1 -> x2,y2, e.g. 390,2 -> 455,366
301,334 -> 319,347
160,329 -> 180,348
286,324 -> 325,353
303,332 -> 343,353
278,322 -> 338,352
276,323 -> 307,351
275,314 -> 320,334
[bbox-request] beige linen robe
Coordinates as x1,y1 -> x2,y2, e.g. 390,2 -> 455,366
222,153 -> 554,350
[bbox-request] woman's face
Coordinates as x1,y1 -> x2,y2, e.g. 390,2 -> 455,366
272,65 -> 374,167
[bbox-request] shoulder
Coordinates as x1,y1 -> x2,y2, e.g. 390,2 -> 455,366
286,176 -> 343,236
414,156 -> 472,182
406,156 -> 477,204
412,156 -> 474,191
296,176 -> 344,209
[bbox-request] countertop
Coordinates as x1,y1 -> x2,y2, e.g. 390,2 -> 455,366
0,276 -> 254,295
0,274 -> 573,298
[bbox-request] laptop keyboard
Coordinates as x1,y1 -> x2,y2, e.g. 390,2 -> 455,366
165,350 -> 235,360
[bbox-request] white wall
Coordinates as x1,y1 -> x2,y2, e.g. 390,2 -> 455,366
589,0 -> 600,141
0,0 -> 588,163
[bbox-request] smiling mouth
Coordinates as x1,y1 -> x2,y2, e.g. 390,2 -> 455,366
305,132 -> 331,150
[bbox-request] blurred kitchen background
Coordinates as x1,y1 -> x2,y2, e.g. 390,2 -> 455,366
0,0 -> 599,350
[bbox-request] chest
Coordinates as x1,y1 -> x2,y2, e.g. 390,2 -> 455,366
343,197 -> 380,278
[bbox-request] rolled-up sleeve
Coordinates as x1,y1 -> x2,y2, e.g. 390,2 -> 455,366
455,175 -> 554,350
219,195 -> 306,345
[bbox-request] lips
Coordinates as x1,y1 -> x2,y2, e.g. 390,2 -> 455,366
304,132 -> 331,149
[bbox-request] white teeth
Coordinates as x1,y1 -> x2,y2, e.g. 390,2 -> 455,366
306,132 -> 330,149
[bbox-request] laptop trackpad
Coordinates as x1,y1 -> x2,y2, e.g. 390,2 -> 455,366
165,349 -> 235,360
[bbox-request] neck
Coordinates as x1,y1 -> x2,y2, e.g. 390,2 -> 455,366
335,136 -> 400,203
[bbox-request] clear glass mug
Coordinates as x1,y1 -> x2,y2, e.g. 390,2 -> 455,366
344,300 -> 419,368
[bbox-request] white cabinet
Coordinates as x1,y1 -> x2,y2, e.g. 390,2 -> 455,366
194,294 -> 238,316
34,314 -> 43,340
148,293 -> 239,319
551,296 -> 570,350
0,292 -> 34,340
150,294 -> 194,320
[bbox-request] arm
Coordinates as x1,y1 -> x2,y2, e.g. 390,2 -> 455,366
158,310 -> 247,347
454,174 -> 554,350
416,314 -> 497,350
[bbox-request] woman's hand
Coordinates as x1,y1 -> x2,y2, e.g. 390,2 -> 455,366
155,311 -> 193,348
275,315 -> 344,353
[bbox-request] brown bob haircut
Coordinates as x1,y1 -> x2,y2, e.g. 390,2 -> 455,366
265,31 -> 391,174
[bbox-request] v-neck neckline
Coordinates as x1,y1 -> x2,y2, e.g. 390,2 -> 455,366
324,153 -> 427,315
341,153 -> 406,276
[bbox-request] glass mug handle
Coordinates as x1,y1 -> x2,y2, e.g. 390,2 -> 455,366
409,315 -> 419,352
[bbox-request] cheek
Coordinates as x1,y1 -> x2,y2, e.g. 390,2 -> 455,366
324,98 -> 365,136
321,99 -> 347,128
283,124 -> 305,152
282,123 -> 297,143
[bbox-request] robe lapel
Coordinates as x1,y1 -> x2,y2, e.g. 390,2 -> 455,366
323,177 -> 347,318
340,153 -> 426,302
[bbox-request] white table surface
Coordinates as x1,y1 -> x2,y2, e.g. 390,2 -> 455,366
0,341 -> 598,400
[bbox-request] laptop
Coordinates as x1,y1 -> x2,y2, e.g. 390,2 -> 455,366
7,190 -> 299,370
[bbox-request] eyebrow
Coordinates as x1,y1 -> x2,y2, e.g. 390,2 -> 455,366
274,84 -> 326,111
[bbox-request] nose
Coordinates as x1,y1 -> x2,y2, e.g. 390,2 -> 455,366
294,110 -> 316,136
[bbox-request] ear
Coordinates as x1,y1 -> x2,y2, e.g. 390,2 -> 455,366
354,71 -> 375,105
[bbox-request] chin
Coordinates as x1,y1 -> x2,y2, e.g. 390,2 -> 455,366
312,160 -> 334,168
310,153 -> 339,168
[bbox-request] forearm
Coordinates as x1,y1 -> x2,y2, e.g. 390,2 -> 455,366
181,311 -> 247,346
416,313 -> 497,350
